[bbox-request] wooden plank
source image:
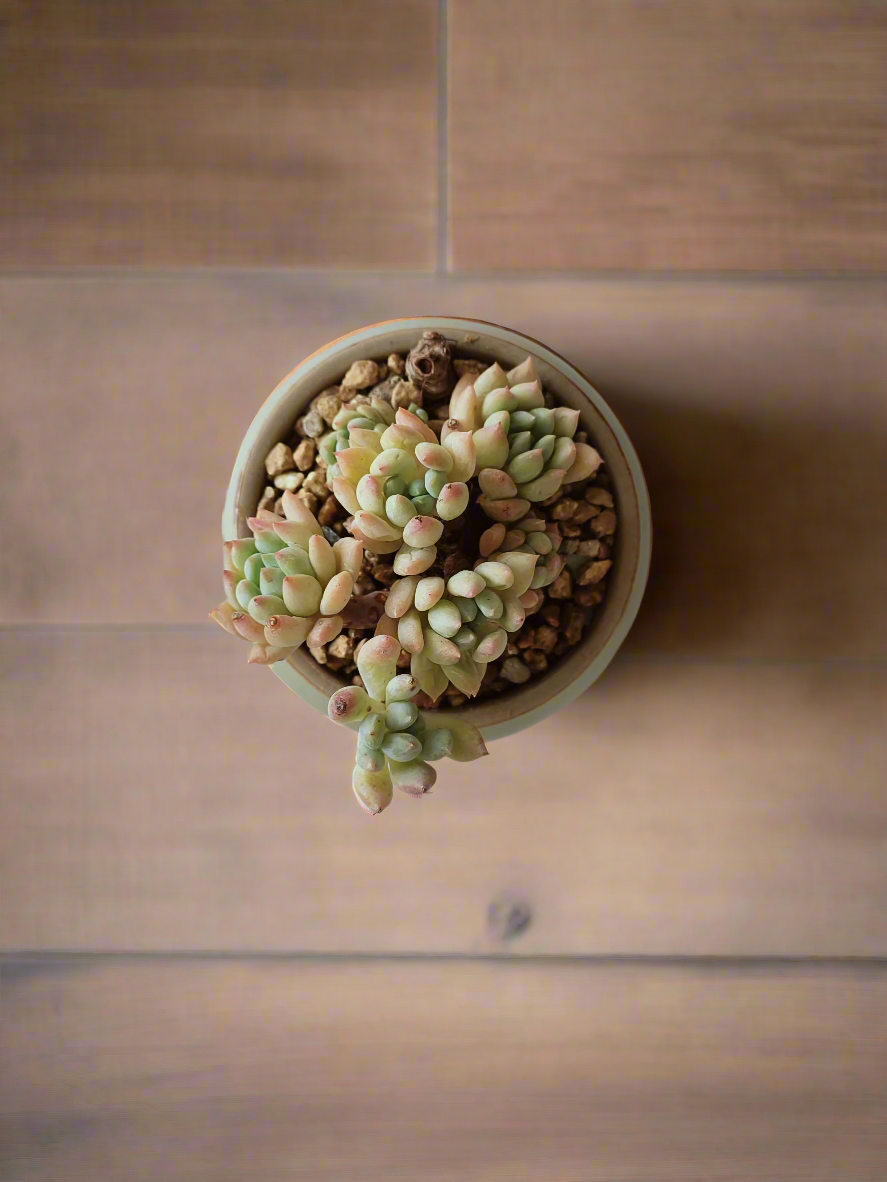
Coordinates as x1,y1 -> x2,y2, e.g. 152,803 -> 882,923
0,0 -> 437,266
2,275 -> 886,659
3,957 -> 887,1180
2,630 -> 887,955
449,0 -> 887,271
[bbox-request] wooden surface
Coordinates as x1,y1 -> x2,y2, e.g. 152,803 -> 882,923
3,4 -> 887,1177
3,958 -> 887,1181
449,0 -> 887,271
0,0 -> 437,267
3,630 -> 887,955
3,1 -> 887,272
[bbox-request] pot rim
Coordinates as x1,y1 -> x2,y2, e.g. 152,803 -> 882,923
223,316 -> 652,741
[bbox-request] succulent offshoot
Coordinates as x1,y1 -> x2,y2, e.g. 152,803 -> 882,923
212,490 -> 363,666
326,640 -> 486,810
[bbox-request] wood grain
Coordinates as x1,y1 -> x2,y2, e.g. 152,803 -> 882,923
3,957 -> 887,1180
3,629 -> 886,955
0,0 -> 437,266
2,275 -> 885,660
449,0 -> 887,271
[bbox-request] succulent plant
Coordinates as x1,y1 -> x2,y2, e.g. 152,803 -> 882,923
327,404 -> 474,578
216,343 -> 607,813
328,635 -> 488,813
446,357 -> 604,518
478,513 -> 567,592
211,490 -> 362,665
376,547 -> 540,700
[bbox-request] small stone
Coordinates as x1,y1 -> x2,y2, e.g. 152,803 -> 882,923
292,439 -> 316,471
571,502 -> 600,524
578,559 -> 612,586
541,602 -> 561,627
524,650 -> 549,674
318,495 -> 342,526
387,353 -> 405,375
453,358 -> 485,377
274,496 -> 286,515
547,568 -> 572,600
575,430 -> 588,444
312,391 -> 342,425
577,539 -> 603,559
320,527 -> 338,548
540,489 -> 563,507
597,542 -> 611,559
342,592 -> 386,629
273,470 -> 305,491
501,657 -> 531,685
328,634 -> 354,661
533,624 -> 559,653
308,644 -> 328,666
561,539 -> 579,554
550,498 -> 579,521
373,564 -> 397,586
553,638 -> 570,657
296,489 -> 319,514
590,510 -> 617,537
516,630 -> 535,649
390,379 -> 422,410
563,604 -> 587,646
505,641 -> 520,657
575,586 -> 604,607
442,551 -> 471,580
301,409 -> 325,439
445,691 -> 467,707
352,674 -> 363,686
355,577 -> 376,596
368,375 -> 400,402
264,442 -> 295,478
560,523 -> 581,537
303,469 -> 328,499
257,485 -> 276,513
376,363 -> 389,381
585,487 -> 614,507
396,649 -> 412,668
341,360 -> 379,390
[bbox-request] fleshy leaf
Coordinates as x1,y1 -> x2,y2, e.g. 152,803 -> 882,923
424,714 -> 488,762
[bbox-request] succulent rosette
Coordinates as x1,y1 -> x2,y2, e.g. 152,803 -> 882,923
211,490 -> 362,666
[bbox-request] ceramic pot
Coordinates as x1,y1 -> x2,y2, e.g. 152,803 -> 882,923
223,317 -> 651,741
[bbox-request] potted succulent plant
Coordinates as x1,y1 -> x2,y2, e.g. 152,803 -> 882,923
214,318 -> 651,813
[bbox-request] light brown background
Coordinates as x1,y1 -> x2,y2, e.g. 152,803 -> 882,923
2,2 -> 887,1178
